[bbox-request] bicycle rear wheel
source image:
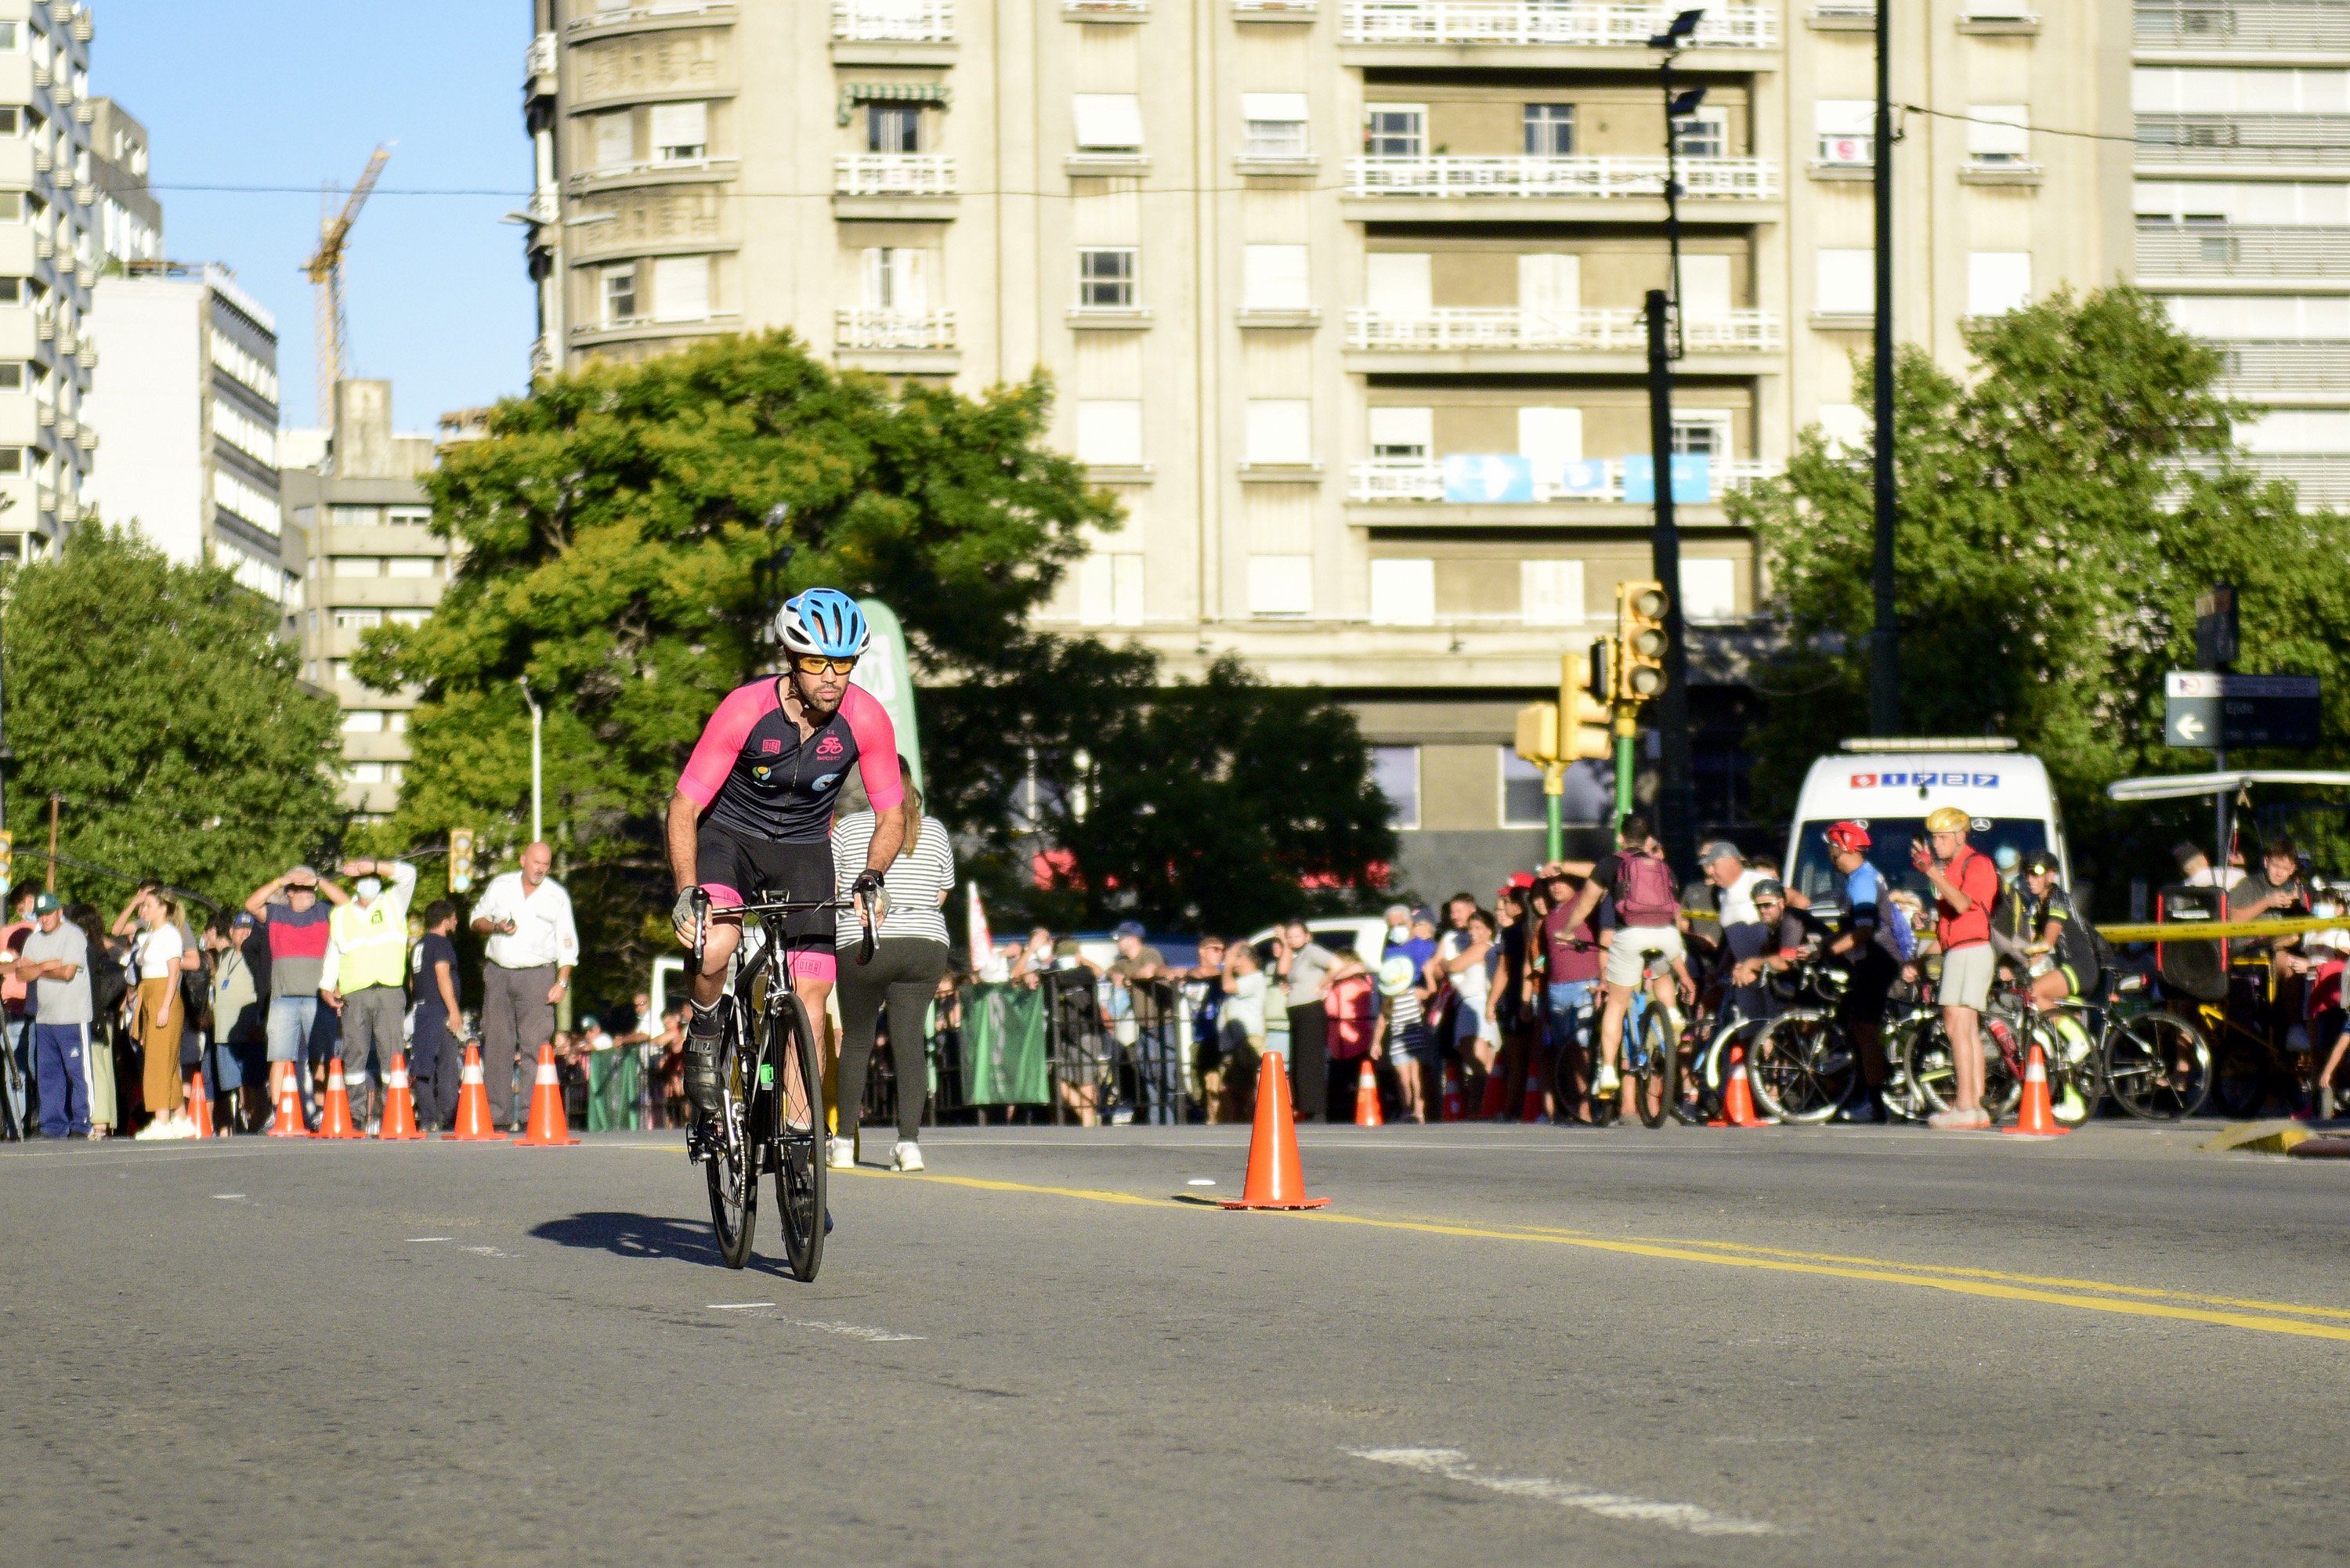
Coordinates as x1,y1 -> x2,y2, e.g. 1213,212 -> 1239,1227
705,1008 -> 758,1270
1749,1010 -> 1852,1123
2103,1012 -> 2212,1121
770,991 -> 828,1283
1632,1005 -> 1674,1129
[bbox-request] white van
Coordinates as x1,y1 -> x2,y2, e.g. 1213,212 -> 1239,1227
1783,740 -> 2070,913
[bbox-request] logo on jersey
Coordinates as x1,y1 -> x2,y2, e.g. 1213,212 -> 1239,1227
812,772 -> 840,793
760,738 -> 782,754
815,734 -> 845,761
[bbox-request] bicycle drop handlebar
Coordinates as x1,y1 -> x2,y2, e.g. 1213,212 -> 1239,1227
686,886 -> 877,978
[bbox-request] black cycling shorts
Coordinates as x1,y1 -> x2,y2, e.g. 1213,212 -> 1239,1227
696,823 -> 835,956
1835,946 -> 1900,1029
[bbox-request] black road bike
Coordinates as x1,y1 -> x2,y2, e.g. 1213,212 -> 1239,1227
686,887 -> 875,1278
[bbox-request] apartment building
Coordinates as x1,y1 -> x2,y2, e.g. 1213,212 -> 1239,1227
519,0 -> 2135,890
2133,0 -> 2350,507
280,381 -> 453,818
83,261 -> 293,602
0,2 -> 112,560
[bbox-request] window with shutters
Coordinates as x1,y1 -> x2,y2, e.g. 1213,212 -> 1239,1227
869,103 -> 922,153
1672,107 -> 1726,160
1243,244 -> 1309,310
1076,401 -> 1144,465
1364,103 -> 1425,158
1965,105 -> 2030,165
1367,406 -> 1431,461
1078,247 -> 1135,307
593,110 -> 633,170
1073,95 -> 1145,150
653,255 -> 713,322
1524,103 -> 1574,157
602,264 -> 638,326
651,102 -> 709,163
1368,559 -> 1435,626
1967,251 -> 2032,316
1247,555 -> 1314,616
1242,92 -> 1309,159
1246,400 -> 1312,465
865,247 -> 930,311
1366,252 -> 1431,314
1521,560 -> 1584,626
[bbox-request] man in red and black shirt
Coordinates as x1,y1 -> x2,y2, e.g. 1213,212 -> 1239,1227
1913,806 -> 2000,1129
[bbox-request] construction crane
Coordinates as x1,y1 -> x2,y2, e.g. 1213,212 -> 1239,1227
302,143 -> 393,427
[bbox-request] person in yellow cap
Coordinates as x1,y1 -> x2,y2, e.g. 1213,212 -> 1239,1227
1911,807 -> 2000,1129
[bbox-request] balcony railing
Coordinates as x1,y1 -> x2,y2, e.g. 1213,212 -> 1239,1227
1340,1 -> 1776,47
1346,154 -> 1778,199
525,31 -> 558,85
2135,114 -> 2350,164
2138,222 -> 2350,277
835,309 -> 957,349
833,154 -> 958,196
1347,306 -> 1783,352
1349,456 -> 1772,503
831,0 -> 955,39
568,1 -> 735,33
2135,1 -> 2350,50
2207,338 -> 2350,391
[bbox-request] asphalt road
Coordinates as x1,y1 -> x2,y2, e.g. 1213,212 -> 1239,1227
5,1118 -> 2348,1567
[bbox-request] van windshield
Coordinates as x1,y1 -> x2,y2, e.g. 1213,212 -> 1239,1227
1790,818 -> 2052,910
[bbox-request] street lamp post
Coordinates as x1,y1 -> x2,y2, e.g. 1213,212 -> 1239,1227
1869,0 -> 1900,736
518,675 -> 542,844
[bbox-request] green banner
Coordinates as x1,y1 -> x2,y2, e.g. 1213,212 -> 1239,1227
961,984 -> 1049,1105
588,1047 -> 643,1131
854,598 -> 924,793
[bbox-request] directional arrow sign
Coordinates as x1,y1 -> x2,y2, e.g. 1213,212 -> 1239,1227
2165,670 -> 2321,750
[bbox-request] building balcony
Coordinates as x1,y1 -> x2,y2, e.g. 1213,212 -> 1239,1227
833,154 -> 957,197
1340,0 -> 1776,49
566,157 -> 740,196
2208,338 -> 2350,394
2135,1 -> 2350,55
1804,2 -> 1875,27
2138,223 -> 2350,281
569,312 -> 744,349
566,0 -> 735,36
1064,0 -> 1149,16
832,0 -> 954,39
1235,0 -> 1317,19
2135,114 -> 2350,170
1956,9 -> 2039,33
1345,154 -> 1778,201
1347,305 -> 1783,353
835,308 -> 956,349
1348,455 -> 1772,504
525,31 -> 558,102
1958,157 -> 2044,185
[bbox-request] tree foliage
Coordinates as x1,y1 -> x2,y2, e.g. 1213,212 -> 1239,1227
2,523 -> 344,912
1732,284 -> 2350,890
925,644 -> 1398,935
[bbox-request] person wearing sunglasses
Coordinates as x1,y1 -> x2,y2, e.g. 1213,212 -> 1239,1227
667,587 -> 906,1120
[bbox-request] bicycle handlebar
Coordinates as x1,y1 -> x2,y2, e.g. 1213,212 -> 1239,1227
685,886 -> 878,974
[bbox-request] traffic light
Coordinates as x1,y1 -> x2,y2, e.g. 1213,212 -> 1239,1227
1615,579 -> 1669,702
0,829 -> 13,897
1565,652 -> 1612,761
449,828 -> 475,894
1513,703 -> 1558,767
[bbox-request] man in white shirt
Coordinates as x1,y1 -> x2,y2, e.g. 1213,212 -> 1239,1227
2173,840 -> 2247,894
470,841 -> 580,1131
1701,840 -> 1769,927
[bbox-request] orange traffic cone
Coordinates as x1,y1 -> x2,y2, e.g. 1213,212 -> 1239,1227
1477,1064 -> 1509,1118
514,1042 -> 579,1147
1520,1061 -> 1544,1122
1440,1063 -> 1465,1122
443,1044 -> 501,1141
266,1069 -> 311,1137
316,1057 -> 364,1140
187,1071 -> 217,1139
1220,1052 -> 1331,1210
2003,1040 -> 2070,1137
1354,1057 -> 1383,1127
1712,1044 -> 1766,1128
378,1053 -> 424,1140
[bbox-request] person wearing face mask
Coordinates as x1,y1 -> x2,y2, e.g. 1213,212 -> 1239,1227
318,857 -> 418,1132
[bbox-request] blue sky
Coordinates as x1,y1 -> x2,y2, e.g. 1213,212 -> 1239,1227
102,2 -> 536,432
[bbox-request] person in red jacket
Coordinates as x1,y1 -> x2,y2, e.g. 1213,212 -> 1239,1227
1913,806 -> 2001,1129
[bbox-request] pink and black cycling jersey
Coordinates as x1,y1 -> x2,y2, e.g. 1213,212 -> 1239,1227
678,677 -> 904,844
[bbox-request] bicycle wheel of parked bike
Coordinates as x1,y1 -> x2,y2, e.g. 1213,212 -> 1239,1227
2207,1033 -> 2283,1122
1632,1004 -> 1676,1129
1905,1017 -> 2023,1119
2100,1011 -> 2211,1121
1748,1010 -> 1854,1124
768,990 -> 828,1283
705,1004 -> 759,1271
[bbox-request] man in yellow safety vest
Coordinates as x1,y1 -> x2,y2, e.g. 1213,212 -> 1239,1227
320,857 -> 418,1131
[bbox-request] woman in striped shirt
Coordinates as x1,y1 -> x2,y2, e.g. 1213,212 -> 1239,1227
832,755 -> 956,1172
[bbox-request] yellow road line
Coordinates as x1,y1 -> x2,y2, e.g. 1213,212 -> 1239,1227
851,1169 -> 2350,1344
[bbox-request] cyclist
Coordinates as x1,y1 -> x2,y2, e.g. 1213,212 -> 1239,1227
667,589 -> 906,1129
1553,815 -> 1693,1112
2014,848 -> 2100,1120
1820,821 -> 1905,1122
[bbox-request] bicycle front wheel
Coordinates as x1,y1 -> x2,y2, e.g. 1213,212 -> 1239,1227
770,991 -> 829,1283
706,1010 -> 758,1270
2102,1011 -> 2212,1121
1749,1010 -> 1852,1123
1633,1005 -> 1675,1129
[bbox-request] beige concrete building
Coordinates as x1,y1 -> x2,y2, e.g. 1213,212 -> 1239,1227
279,381 -> 453,818
516,0 -> 2222,887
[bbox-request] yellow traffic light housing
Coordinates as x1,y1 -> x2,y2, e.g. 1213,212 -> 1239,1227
0,829 -> 13,894
1565,646 -> 1613,760
449,828 -> 475,894
1615,579 -> 1669,702
1513,703 -> 1558,766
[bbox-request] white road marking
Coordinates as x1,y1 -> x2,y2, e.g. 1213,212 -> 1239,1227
1188,1179 -> 1217,1187
707,1302 -> 776,1310
782,1317 -> 924,1342
462,1245 -> 515,1258
213,1194 -> 245,1200
1347,1447 -> 1779,1537
406,1236 -> 451,1242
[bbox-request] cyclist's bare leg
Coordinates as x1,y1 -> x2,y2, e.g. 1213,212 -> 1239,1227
1596,981 -> 1632,1082
2029,970 -> 2068,1012
689,919 -> 740,1009
1944,1003 -> 1984,1111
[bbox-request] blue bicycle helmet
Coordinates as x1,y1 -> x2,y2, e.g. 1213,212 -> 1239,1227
775,588 -> 870,659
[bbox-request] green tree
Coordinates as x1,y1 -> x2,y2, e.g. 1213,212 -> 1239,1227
924,643 -> 1398,934
1732,284 -> 2350,891
2,523 -> 345,912
356,331 -> 1116,998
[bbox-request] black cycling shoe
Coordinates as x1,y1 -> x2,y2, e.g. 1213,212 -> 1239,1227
683,1033 -> 721,1115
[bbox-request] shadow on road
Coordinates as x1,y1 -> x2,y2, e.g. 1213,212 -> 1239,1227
529,1210 -> 798,1277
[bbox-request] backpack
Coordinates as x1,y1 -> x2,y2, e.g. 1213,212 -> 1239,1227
1882,895 -> 1919,963
85,939 -> 128,1018
1614,850 -> 1679,927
